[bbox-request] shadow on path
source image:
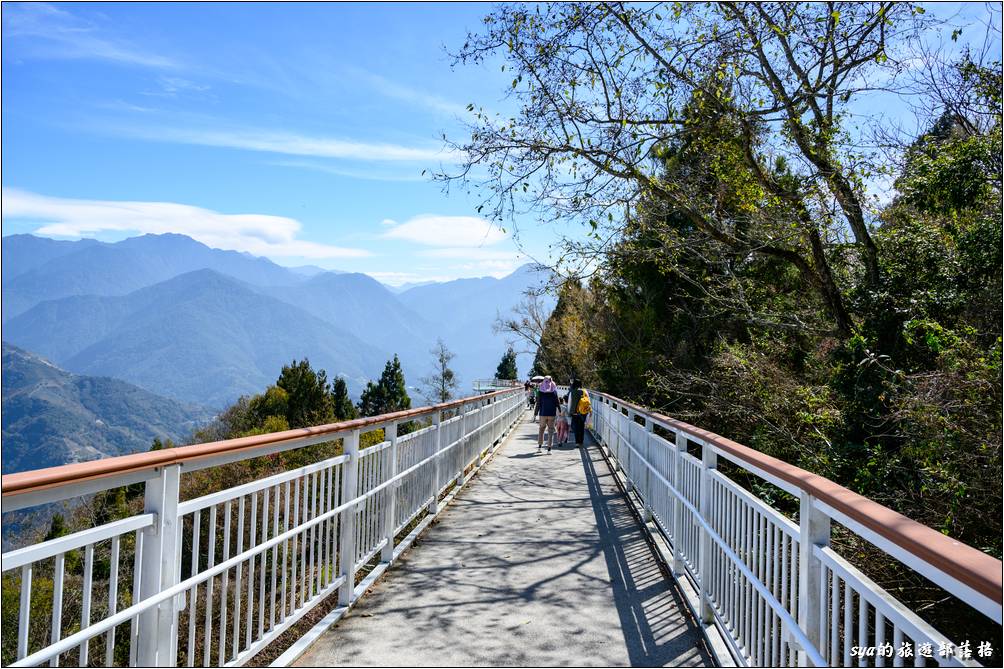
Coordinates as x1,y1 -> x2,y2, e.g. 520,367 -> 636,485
293,416 -> 711,667
578,440 -> 710,666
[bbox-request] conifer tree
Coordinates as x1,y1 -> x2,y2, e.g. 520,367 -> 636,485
359,355 -> 411,417
277,358 -> 335,428
331,377 -> 358,420
495,347 -> 519,380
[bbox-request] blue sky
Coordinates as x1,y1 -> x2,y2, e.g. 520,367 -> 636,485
1,2 -> 555,284
1,3 -> 998,284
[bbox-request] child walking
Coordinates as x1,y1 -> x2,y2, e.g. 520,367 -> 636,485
556,400 -> 570,444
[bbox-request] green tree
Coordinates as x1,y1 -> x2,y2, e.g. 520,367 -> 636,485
495,347 -> 519,380
331,377 -> 358,420
534,280 -> 597,386
247,385 -> 289,428
276,358 -> 335,428
359,355 -> 412,417
421,339 -> 459,403
43,513 -> 68,542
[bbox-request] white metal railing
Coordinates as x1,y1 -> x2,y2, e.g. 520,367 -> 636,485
587,390 -> 1002,668
1,388 -> 525,667
472,378 -> 522,393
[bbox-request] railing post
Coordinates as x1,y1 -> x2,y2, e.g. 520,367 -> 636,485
699,443 -> 717,624
623,410 -> 636,491
137,463 -> 181,667
429,410 -> 442,514
381,422 -> 398,563
339,429 -> 360,606
492,397 -> 499,440
672,430 -> 685,577
476,401 -> 486,469
797,493 -> 830,667
642,419 -> 654,522
457,402 -> 468,485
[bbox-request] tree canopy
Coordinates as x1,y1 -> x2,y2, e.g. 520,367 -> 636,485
495,347 -> 519,380
359,355 -> 412,417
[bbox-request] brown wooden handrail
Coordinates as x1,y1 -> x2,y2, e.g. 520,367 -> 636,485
1,388 -> 518,500
592,391 -> 1003,606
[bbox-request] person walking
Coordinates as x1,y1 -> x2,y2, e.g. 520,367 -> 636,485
555,399 -> 570,444
532,382 -> 540,423
566,378 -> 591,447
536,376 -> 559,453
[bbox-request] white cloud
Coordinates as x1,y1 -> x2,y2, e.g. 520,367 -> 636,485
380,218 -> 398,226
366,271 -> 454,286
1,188 -> 369,259
419,247 -> 524,261
109,124 -> 461,163
269,161 -> 425,182
3,3 -> 178,69
346,67 -> 471,118
142,76 -> 211,98
382,215 -> 506,247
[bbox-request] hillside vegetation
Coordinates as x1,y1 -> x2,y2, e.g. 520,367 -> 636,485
1,343 -> 211,473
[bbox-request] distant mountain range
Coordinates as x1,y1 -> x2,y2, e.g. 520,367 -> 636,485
4,269 -> 390,407
1,233 -> 304,321
1,342 -> 212,473
2,233 -> 553,410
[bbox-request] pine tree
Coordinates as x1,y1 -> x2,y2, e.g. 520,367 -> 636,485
495,347 -> 519,380
331,377 -> 358,420
277,358 -> 335,428
421,339 -> 459,403
359,355 -> 411,416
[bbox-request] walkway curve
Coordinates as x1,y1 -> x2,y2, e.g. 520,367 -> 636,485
293,414 -> 712,667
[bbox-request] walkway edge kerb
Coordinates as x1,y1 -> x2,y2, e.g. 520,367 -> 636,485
593,391 -> 1004,606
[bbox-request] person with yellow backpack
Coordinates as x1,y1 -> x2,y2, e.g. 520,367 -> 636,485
565,378 -> 591,447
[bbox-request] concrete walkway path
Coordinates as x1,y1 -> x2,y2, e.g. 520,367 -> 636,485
294,413 -> 712,667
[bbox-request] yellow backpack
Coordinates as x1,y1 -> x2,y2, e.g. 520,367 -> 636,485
576,390 -> 592,415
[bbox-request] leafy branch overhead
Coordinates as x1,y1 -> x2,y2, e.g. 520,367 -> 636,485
440,2 -> 943,336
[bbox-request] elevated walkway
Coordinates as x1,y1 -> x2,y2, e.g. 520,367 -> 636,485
3,386 -> 999,667
294,417 -> 711,667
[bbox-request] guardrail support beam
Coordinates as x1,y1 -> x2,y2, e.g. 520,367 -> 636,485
429,410 -> 442,514
137,463 -> 181,667
797,493 -> 830,667
457,403 -> 469,486
339,429 -> 360,606
382,422 -> 399,563
698,443 -> 717,624
672,430 -> 685,576
624,410 -> 636,492
642,419 -> 654,522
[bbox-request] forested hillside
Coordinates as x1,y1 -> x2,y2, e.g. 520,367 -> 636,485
1,343 -> 211,473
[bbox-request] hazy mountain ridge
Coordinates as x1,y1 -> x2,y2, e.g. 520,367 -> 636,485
1,342 -> 212,473
2,232 -> 553,409
1,233 -> 306,320
5,269 -> 389,407
398,264 -> 555,383
1,235 -> 100,285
